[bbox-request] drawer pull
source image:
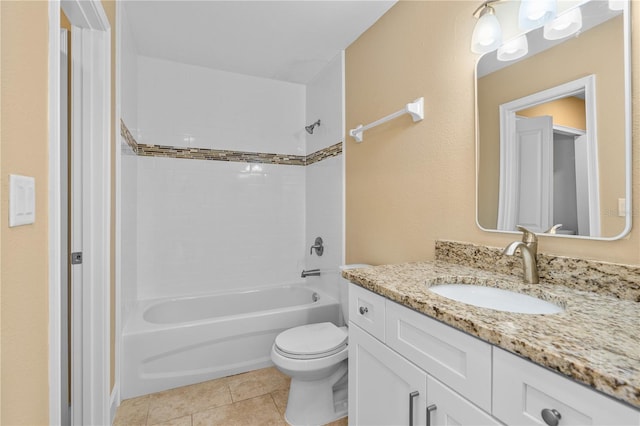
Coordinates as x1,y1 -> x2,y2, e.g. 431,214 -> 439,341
409,391 -> 419,426
426,404 -> 437,426
359,306 -> 368,315
541,408 -> 562,426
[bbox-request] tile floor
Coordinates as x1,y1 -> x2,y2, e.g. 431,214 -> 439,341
113,367 -> 348,426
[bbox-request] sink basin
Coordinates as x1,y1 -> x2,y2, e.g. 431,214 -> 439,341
429,284 -> 564,314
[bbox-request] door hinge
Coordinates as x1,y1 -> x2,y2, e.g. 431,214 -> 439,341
70,252 -> 83,265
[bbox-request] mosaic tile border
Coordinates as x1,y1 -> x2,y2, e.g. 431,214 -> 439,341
435,240 -> 640,302
120,119 -> 342,166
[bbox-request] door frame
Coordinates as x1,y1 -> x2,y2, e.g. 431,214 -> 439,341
497,75 -> 598,234
48,1 -> 111,424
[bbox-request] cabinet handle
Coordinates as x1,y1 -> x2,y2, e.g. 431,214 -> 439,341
541,408 -> 562,426
408,391 -> 419,426
359,306 -> 368,315
426,404 -> 437,426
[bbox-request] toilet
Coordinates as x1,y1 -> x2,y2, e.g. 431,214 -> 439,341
271,264 -> 371,426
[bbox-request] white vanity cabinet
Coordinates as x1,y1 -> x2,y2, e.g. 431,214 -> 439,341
349,284 -> 501,426
349,323 -> 427,426
348,283 -> 640,426
427,376 -> 503,426
493,347 -> 640,425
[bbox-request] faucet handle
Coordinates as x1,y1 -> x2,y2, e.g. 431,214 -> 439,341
544,224 -> 563,234
516,225 -> 538,243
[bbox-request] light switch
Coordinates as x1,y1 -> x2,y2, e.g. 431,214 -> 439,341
9,174 -> 35,227
618,198 -> 626,217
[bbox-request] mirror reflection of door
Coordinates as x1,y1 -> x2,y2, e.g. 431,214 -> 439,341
497,79 -> 601,237
501,115 -> 553,234
499,111 -> 598,237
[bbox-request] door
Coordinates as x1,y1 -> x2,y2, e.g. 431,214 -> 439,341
499,115 -> 553,232
60,26 -> 71,426
426,376 -> 503,426
51,2 -> 111,424
349,323 -> 427,426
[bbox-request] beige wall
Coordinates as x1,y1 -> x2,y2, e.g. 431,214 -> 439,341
345,1 -> 640,266
477,15 -> 625,235
517,97 -> 586,130
0,1 -> 51,424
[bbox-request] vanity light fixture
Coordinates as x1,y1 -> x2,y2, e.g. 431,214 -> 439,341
497,34 -> 528,61
544,7 -> 582,40
471,0 -> 503,54
519,0 -> 557,31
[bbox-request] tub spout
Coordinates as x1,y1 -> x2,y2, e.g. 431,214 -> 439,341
301,269 -> 321,278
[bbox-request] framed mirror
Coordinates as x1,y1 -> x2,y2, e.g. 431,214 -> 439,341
475,0 -> 631,240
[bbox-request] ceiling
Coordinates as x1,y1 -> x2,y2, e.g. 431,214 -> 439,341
123,0 -> 397,84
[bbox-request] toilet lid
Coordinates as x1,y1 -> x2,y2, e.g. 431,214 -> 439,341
275,322 -> 347,358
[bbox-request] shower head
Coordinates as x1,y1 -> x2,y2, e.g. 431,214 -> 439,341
305,119 -> 321,134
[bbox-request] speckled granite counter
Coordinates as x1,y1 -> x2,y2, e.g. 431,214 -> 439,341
342,260 -> 640,409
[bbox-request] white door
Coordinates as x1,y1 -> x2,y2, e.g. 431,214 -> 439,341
349,323 -> 427,426
426,376 -> 503,426
512,115 -> 553,232
51,3 -> 111,424
60,27 -> 71,426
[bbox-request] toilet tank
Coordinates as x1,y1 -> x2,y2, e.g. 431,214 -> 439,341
338,264 -> 372,325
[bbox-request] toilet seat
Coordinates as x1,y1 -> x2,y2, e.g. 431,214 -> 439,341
274,322 -> 347,360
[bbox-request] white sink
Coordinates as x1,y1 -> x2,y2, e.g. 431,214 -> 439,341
429,284 -> 564,314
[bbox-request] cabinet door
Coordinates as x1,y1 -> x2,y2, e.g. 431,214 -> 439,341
493,348 -> 640,425
426,376 -> 504,426
386,299 -> 492,411
349,323 -> 427,426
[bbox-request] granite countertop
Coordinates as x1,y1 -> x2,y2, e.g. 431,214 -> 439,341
342,261 -> 640,409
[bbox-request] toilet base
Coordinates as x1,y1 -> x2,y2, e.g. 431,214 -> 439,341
284,360 -> 348,426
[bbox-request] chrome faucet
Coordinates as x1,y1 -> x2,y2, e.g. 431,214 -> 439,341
301,269 -> 321,278
503,225 -> 539,284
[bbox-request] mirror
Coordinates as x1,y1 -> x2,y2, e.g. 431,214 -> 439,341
476,0 -> 631,240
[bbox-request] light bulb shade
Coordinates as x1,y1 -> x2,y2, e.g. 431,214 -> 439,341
544,7 -> 582,40
497,35 -> 529,61
471,11 -> 503,53
519,0 -> 557,30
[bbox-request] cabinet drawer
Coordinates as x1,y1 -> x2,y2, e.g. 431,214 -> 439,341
427,376 -> 504,426
386,299 -> 492,412
493,348 -> 640,425
349,284 -> 386,342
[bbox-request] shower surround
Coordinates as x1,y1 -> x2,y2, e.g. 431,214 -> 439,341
119,43 -> 345,396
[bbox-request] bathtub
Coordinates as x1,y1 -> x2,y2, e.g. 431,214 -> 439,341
121,284 -> 340,399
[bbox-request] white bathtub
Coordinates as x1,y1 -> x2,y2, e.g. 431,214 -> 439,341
121,284 -> 340,399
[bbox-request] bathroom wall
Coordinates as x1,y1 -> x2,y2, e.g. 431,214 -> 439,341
345,1 -> 640,266
135,57 -> 307,299
304,53 -> 345,304
120,7 -> 139,323
0,2 -> 50,423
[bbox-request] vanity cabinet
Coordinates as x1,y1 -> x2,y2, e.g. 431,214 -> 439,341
349,284 -> 501,426
348,284 -> 640,426
349,323 -> 427,426
493,347 -> 640,425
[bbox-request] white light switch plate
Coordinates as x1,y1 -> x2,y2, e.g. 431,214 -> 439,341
9,174 -> 36,227
618,198 -> 627,217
